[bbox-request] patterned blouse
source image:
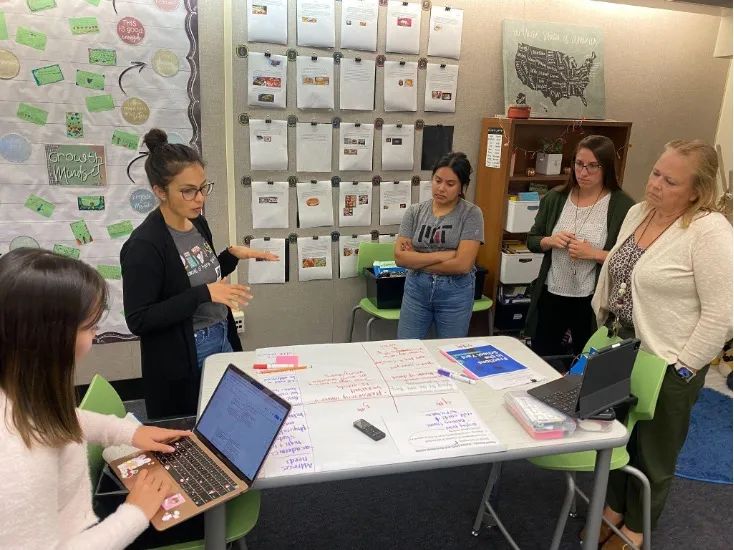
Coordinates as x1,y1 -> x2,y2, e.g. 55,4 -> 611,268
607,234 -> 646,329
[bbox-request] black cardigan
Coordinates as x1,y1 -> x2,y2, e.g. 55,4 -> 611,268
120,208 -> 243,419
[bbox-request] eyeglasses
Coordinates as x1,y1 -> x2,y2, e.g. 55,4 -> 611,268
181,181 -> 214,201
574,161 -> 602,174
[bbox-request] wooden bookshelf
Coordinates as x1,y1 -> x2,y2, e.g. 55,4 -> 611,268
474,117 -> 633,304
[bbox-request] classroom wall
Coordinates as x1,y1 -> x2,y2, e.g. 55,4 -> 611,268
716,63 -> 733,192
76,0 -> 731,385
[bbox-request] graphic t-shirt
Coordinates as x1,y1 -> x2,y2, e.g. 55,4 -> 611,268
398,199 -> 484,252
168,225 -> 228,331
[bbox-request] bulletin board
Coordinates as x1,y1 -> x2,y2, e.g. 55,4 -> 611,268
0,0 -> 201,342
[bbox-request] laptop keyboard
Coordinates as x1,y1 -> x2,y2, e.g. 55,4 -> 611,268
153,438 -> 239,507
541,386 -> 581,416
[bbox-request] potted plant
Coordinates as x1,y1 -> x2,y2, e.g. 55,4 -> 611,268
535,138 -> 563,175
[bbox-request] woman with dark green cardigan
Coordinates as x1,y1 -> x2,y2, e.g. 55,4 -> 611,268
525,136 -> 635,357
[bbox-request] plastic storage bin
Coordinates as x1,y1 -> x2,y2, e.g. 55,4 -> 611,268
505,390 -> 576,440
364,267 -> 406,309
474,264 -> 488,300
494,302 -> 530,331
499,252 -> 544,284
504,200 -> 540,233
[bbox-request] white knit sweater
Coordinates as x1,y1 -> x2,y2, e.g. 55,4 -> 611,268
0,392 -> 149,549
592,203 -> 733,369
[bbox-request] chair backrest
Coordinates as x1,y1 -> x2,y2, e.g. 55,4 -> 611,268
78,375 -> 127,488
582,327 -> 667,432
357,242 -> 396,276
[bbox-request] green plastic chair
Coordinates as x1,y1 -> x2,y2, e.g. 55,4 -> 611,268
79,375 -> 261,550
527,328 -> 667,550
346,242 -> 494,341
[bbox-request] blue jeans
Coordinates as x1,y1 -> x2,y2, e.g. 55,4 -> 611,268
397,269 -> 476,339
194,320 -> 232,370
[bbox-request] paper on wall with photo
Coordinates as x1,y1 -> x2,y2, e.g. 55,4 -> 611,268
248,238 -> 287,284
251,181 -> 290,229
380,181 -> 412,225
424,63 -> 458,113
339,0 -> 379,51
339,180 -> 372,227
381,124 -> 415,170
339,234 -> 372,278
247,0 -> 288,45
297,236 -> 333,281
249,119 -> 288,171
296,0 -> 335,48
427,6 -> 463,59
248,52 -> 288,108
339,58 -> 376,111
339,123 -> 374,171
419,180 -> 432,203
296,123 -> 333,172
378,233 -> 397,243
385,0 -> 421,54
297,56 -> 335,109
383,61 -> 418,112
297,180 -> 334,228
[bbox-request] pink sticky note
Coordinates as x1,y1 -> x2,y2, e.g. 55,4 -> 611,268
276,355 -> 298,365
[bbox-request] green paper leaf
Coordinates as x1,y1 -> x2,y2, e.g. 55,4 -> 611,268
53,244 -> 81,259
97,264 -> 122,280
69,17 -> 99,35
76,69 -> 105,90
32,64 -> 64,86
16,27 -> 47,51
24,194 -> 56,217
107,220 -> 134,239
17,102 -> 48,125
111,129 -> 139,151
85,94 -> 114,113
89,48 -> 116,66
0,13 -> 8,41
27,0 -> 57,12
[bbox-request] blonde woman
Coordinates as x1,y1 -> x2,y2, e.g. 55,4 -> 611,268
590,140 -> 733,549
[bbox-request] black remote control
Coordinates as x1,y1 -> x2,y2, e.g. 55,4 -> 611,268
353,419 -> 386,441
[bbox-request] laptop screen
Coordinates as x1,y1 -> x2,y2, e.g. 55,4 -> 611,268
196,366 -> 289,482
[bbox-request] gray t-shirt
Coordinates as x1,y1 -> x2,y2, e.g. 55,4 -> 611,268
399,199 -> 484,252
168,226 -> 228,330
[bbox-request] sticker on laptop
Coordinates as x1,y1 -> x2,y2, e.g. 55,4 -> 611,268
117,454 -> 152,478
162,493 -> 185,510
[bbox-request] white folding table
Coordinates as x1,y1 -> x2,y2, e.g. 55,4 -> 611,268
199,337 -> 628,549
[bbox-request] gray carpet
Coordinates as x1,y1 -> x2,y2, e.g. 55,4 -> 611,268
124,399 -> 732,549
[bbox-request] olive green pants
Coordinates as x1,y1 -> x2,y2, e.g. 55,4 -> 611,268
606,364 -> 708,532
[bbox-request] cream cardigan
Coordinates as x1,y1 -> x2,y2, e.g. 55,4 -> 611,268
592,203 -> 733,369
0,391 -> 149,549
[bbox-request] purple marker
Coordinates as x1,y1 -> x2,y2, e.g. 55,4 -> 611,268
437,368 -> 476,385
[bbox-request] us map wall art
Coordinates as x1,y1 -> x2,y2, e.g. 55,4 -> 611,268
502,19 -> 605,120
0,0 -> 201,343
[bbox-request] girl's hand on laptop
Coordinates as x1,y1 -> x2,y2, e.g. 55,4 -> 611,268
132,426 -> 192,453
126,469 -> 171,520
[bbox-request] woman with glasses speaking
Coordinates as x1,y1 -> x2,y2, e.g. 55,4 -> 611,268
121,129 -> 277,419
525,135 -> 635,359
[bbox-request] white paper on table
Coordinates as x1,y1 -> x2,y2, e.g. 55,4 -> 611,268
419,180 -> 432,203
381,124 -> 415,170
383,61 -> 418,112
339,123 -> 374,171
378,233 -> 397,243
339,58 -> 376,111
247,0 -> 288,45
383,407 -> 505,458
296,0 -> 335,47
339,234 -> 372,278
297,236 -> 333,281
385,0 -> 422,54
424,63 -> 458,113
380,181 -> 412,225
247,238 -> 287,284
249,120 -> 289,171
339,0 -> 379,51
297,56 -> 335,109
255,346 -> 297,363
338,181 -> 372,227
427,6 -> 463,60
259,405 -> 317,478
248,52 -> 288,108
296,123 -> 333,172
251,181 -> 290,229
297,181 -> 334,228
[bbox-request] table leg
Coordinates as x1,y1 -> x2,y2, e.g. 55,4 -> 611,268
205,503 -> 227,550
582,448 -> 612,550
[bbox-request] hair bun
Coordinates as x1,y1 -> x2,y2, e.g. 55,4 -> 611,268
143,128 -> 168,154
